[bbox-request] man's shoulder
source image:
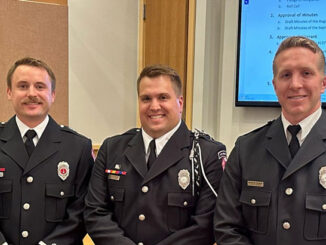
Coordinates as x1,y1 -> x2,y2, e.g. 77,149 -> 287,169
191,130 -> 225,150
0,118 -> 13,131
0,121 -> 6,128
105,128 -> 141,143
238,119 -> 276,142
58,124 -> 90,142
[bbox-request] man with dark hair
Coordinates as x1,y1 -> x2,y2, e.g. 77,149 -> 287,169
0,57 -> 94,245
214,36 -> 326,244
85,64 -> 226,244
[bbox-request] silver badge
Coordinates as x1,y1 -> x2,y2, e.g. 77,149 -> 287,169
319,166 -> 326,189
58,161 -> 69,181
178,169 -> 190,190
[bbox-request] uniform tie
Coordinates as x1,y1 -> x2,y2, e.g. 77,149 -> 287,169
25,129 -> 36,157
287,125 -> 301,158
147,139 -> 157,169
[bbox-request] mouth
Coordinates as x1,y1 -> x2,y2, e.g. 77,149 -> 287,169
149,114 -> 164,119
288,95 -> 306,100
23,101 -> 42,107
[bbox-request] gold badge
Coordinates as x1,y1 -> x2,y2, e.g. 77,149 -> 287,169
178,169 -> 190,190
319,166 -> 326,189
57,161 -> 69,181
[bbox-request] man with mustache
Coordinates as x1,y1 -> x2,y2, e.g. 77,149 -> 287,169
214,36 -> 326,244
0,57 -> 94,245
84,65 -> 226,244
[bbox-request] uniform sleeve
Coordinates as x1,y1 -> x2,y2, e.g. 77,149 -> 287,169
83,139 -> 136,245
214,139 -> 253,245
156,141 -> 225,245
41,138 -> 94,245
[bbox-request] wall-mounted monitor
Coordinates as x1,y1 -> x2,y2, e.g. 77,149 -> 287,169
236,0 -> 326,107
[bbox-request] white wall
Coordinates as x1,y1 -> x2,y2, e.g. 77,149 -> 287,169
68,0 -> 138,145
193,0 -> 281,152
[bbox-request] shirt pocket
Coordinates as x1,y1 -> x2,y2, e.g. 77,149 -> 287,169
239,189 -> 271,234
0,179 -> 12,219
45,183 -> 75,222
304,193 -> 326,240
167,192 -> 194,232
108,188 -> 125,222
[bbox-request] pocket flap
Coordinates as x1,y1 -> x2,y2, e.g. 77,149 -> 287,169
240,189 -> 271,206
0,180 -> 12,193
109,188 -> 125,202
306,194 -> 326,212
168,192 -> 194,208
46,183 -> 74,198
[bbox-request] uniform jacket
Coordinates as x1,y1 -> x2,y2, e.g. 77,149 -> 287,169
0,116 -> 94,245
84,121 -> 226,245
214,112 -> 326,245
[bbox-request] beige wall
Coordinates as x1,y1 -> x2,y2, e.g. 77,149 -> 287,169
68,0 -> 138,145
68,0 -> 281,153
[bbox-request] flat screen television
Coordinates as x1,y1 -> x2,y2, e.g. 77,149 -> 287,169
236,0 -> 326,107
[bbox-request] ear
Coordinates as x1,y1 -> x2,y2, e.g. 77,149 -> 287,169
178,95 -> 184,113
272,78 -> 277,91
321,75 -> 326,94
7,87 -> 12,100
51,90 -> 56,103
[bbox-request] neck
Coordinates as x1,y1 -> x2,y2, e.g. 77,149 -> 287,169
16,115 -> 45,128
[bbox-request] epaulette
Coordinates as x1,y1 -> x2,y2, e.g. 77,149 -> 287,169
59,124 -> 81,136
244,119 -> 276,135
122,128 -> 141,136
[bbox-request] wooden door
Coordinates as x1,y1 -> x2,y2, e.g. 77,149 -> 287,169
139,0 -> 195,127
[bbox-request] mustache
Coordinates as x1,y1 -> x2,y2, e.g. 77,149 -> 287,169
22,96 -> 40,104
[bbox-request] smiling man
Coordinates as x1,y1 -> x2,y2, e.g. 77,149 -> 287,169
214,36 -> 326,245
0,57 -> 94,245
84,64 -> 226,245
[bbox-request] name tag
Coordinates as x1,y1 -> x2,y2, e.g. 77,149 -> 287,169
247,180 -> 264,187
108,174 -> 120,181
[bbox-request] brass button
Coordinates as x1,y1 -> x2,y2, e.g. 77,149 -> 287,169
322,204 -> 326,210
250,199 -> 256,205
283,221 -> 291,230
183,201 -> 188,207
285,188 -> 293,196
138,214 -> 145,221
141,186 -> 149,193
27,176 -> 33,183
23,203 -> 30,210
21,231 -> 29,238
60,191 -> 64,196
110,195 -> 115,201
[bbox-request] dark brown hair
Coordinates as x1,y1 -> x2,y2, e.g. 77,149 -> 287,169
7,57 -> 56,91
137,64 -> 182,96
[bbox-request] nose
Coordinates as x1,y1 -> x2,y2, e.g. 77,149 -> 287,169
149,98 -> 160,111
289,73 -> 303,89
27,86 -> 37,96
